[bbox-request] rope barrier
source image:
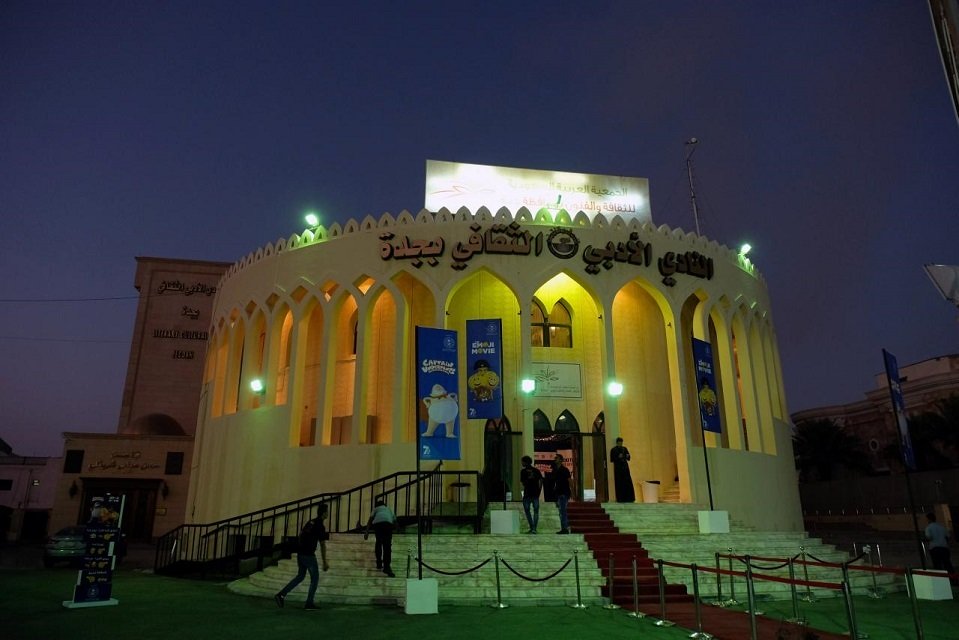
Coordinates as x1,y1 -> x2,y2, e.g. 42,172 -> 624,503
413,555 -> 493,576
500,557 -> 572,582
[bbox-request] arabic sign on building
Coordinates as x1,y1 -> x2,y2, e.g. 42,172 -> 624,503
379,223 -> 714,287
530,363 -> 582,399
425,160 -> 651,224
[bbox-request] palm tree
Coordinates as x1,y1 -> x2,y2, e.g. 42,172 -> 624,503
793,418 -> 870,482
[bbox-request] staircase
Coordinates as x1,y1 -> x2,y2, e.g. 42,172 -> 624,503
229,532 -> 605,607
566,502 -> 692,607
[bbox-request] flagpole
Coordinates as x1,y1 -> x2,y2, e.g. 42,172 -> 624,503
414,328 -> 423,580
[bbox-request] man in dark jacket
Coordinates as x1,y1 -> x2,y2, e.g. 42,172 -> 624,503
275,503 -> 330,610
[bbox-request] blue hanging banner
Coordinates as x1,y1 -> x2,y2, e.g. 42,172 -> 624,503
692,337 -> 722,434
882,349 -> 916,471
415,326 -> 460,461
465,319 -> 503,420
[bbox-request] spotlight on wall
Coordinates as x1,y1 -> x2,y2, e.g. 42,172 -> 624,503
304,211 -> 320,228
739,243 -> 752,256
520,379 -> 536,394
160,480 -> 170,500
607,381 -> 624,397
68,480 -> 78,499
250,378 -> 266,395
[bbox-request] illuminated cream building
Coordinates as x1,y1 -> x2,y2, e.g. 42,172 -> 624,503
189,162 -> 801,531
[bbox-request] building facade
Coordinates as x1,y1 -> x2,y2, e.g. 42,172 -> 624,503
49,257 -> 229,541
189,206 -> 802,531
0,438 -> 61,542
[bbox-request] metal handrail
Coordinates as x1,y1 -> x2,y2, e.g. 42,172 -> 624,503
154,464 -> 483,577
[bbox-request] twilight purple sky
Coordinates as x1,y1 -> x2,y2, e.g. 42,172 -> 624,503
2,1 -> 957,457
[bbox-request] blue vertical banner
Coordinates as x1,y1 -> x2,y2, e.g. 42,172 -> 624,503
882,349 -> 916,471
465,319 -> 503,420
69,494 -> 124,606
692,338 -> 722,434
416,326 -> 460,460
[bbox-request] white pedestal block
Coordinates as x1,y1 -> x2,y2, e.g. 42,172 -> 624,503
490,509 -> 520,534
911,571 -> 954,600
405,578 -> 439,614
698,510 -> 730,534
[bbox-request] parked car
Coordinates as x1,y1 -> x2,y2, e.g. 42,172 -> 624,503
44,526 -> 87,567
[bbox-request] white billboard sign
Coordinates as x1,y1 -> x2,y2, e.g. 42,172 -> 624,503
425,160 -> 651,224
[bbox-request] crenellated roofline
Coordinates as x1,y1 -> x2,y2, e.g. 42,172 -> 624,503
217,206 -> 760,288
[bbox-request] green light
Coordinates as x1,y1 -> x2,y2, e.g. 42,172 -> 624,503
250,378 -> 265,395
607,381 -> 623,397
521,379 -> 536,394
739,243 -> 752,256
304,212 -> 320,227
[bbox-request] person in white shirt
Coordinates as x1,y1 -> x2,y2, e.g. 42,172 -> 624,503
364,499 -> 397,577
924,512 -> 955,578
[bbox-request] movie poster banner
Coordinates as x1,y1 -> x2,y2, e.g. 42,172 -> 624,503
882,349 -> 916,471
66,494 -> 125,608
416,326 -> 460,461
466,319 -> 503,420
692,338 -> 722,434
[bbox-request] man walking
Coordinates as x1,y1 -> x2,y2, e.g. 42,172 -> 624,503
551,453 -> 572,534
519,456 -> 543,534
275,503 -> 330,610
364,498 -> 397,577
924,512 -> 955,579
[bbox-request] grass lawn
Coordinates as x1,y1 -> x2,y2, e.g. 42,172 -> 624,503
3,565 -> 956,640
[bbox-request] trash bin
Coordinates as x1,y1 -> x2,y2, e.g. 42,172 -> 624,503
642,480 -> 660,503
450,481 -> 470,503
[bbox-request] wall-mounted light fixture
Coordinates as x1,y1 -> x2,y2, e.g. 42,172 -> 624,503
160,480 -> 170,500
520,378 -> 536,394
250,378 -> 266,395
68,480 -> 79,499
305,211 -> 320,229
607,380 -> 624,397
739,243 -> 752,256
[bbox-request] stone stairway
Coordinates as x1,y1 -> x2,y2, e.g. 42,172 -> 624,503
228,531 -> 605,607
566,501 -> 692,607
228,501 -> 902,608
602,503 -> 903,600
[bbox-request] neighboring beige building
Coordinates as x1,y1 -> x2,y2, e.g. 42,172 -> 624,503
0,438 -> 61,542
49,257 -> 229,541
792,354 -> 959,472
188,204 -> 802,531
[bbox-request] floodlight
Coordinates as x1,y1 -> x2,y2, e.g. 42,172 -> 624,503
250,378 -> 265,395
520,379 -> 536,394
607,381 -> 624,397
304,212 -> 320,228
739,243 -> 752,256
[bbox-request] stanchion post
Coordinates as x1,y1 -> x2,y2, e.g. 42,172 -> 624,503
490,550 -> 508,609
725,547 -> 740,606
745,555 -> 759,640
689,563 -> 713,639
603,552 -> 620,610
864,545 -> 882,599
569,549 -> 588,610
841,562 -> 867,639
842,580 -> 860,640
713,552 -> 725,606
799,546 -> 816,603
653,559 -> 675,627
406,547 -> 412,579
627,555 -> 646,619
786,557 -> 805,625
905,568 -> 925,640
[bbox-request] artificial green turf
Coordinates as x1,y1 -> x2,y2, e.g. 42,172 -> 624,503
2,566 -> 956,640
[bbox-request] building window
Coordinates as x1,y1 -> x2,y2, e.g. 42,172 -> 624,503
531,300 -> 572,348
165,452 -> 185,475
0,479 -> 12,491
63,450 -> 84,473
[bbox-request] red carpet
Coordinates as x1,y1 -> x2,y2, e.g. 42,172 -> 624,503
568,503 -> 848,639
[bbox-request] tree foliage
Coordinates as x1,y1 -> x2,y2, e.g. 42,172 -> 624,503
792,418 -> 870,482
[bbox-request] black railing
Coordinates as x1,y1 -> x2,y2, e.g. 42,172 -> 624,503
154,465 -> 484,578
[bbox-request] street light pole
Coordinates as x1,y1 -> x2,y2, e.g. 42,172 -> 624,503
685,138 -> 701,236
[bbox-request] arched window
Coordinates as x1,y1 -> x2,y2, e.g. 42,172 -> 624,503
531,299 -> 572,348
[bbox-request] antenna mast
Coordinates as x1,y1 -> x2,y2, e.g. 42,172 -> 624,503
685,138 -> 702,236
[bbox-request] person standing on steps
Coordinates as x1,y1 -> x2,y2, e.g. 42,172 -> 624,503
364,498 -> 397,577
610,437 -> 636,503
551,453 -> 572,534
519,455 -> 543,533
275,503 -> 330,610
924,511 -> 955,580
